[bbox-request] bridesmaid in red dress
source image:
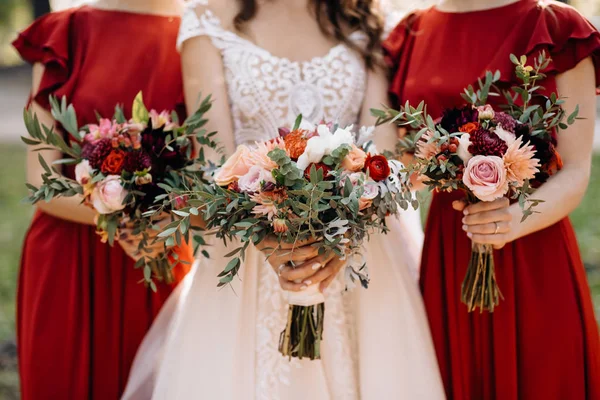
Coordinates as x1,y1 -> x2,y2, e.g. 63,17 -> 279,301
385,0 -> 600,399
12,1 -> 193,398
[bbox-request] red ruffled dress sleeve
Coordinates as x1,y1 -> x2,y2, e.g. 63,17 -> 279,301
493,1 -> 600,89
382,11 -> 422,108
12,10 -> 75,109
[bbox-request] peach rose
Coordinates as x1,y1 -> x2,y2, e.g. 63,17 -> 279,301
214,145 -> 252,186
463,155 -> 509,202
342,144 -> 367,172
91,175 -> 128,214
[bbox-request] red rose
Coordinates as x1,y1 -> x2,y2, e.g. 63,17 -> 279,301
101,149 -> 126,174
364,154 -> 390,181
304,162 -> 332,180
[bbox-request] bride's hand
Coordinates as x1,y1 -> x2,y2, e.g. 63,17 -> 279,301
257,235 -> 345,293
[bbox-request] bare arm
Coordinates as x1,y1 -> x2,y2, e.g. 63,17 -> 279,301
358,66 -> 399,154
27,63 -> 96,225
462,57 -> 596,245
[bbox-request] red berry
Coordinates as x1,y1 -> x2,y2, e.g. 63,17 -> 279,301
449,144 -> 458,153
441,143 -> 449,152
438,154 -> 448,162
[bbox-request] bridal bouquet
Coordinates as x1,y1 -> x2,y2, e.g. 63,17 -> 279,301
22,92 -> 217,289
168,116 -> 415,359
373,52 -> 578,312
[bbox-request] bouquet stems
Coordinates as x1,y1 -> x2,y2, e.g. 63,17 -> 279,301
279,303 -> 325,360
461,242 -> 503,312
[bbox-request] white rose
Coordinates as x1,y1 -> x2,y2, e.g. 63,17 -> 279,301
457,133 -> 474,164
296,124 -> 354,170
91,175 -> 128,214
494,124 -> 516,146
75,160 -> 93,185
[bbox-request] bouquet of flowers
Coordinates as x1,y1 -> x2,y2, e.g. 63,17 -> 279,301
22,92 -> 217,289
372,52 -> 578,312
165,116 -> 416,359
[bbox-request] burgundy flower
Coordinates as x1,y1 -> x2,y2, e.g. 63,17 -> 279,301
468,128 -> 508,157
86,138 -> 114,170
123,150 -> 152,173
440,106 -> 479,133
493,112 -> 517,133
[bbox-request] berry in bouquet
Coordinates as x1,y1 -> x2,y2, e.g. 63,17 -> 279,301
22,92 -> 218,290
372,52 -> 579,312
166,115 -> 417,359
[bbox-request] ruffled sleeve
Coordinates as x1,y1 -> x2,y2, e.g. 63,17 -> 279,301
382,11 -> 422,108
493,1 -> 600,88
12,10 -> 75,109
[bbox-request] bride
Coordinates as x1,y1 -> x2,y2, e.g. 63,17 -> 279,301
123,0 -> 445,398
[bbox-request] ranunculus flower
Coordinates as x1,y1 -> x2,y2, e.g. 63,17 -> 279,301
91,175 -> 128,214
477,105 -> 495,120
459,122 -> 480,135
214,145 -> 252,186
101,149 -> 126,175
494,125 -> 516,146
364,154 -> 390,181
342,144 -> 367,172
503,136 -> 540,185
463,155 -> 509,202
296,124 -> 354,170
457,133 -> 473,164
238,165 -> 275,193
75,160 -> 93,185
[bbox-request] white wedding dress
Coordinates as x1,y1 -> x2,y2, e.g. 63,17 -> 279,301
123,2 -> 445,399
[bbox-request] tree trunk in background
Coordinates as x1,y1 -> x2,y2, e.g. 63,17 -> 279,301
32,0 -> 51,18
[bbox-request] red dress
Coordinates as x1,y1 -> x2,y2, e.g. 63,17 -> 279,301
385,1 -> 600,399
13,7 -> 192,399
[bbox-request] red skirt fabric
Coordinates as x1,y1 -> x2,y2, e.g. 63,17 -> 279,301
420,191 -> 600,400
13,7 -> 191,399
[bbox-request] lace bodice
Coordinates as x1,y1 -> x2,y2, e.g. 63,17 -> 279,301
177,1 -> 367,146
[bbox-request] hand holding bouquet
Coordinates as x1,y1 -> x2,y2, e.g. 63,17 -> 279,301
22,92 -> 217,289
166,116 -> 417,359
373,52 -> 579,312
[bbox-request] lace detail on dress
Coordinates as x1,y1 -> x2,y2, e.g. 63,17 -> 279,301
178,5 -> 364,398
177,6 -> 367,145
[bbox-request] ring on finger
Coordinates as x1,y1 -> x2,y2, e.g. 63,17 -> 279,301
493,221 -> 500,235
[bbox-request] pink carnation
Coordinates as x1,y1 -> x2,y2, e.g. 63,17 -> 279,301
463,155 -> 509,202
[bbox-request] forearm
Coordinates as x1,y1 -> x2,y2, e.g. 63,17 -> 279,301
36,195 -> 97,225
509,164 -> 590,240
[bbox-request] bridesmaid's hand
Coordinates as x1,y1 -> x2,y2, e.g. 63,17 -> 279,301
453,197 -> 515,249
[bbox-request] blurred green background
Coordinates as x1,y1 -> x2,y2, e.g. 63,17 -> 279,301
0,0 -> 599,399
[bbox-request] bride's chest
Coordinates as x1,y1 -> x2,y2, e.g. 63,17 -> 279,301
220,45 -> 367,122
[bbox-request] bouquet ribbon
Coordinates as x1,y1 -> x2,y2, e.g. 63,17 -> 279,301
286,285 -> 325,307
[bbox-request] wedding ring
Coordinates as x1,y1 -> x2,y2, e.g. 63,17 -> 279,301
493,222 -> 500,235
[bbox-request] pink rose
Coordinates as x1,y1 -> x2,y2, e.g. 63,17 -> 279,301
342,144 -> 367,172
238,165 -> 274,193
359,180 -> 379,210
214,145 -> 252,186
75,160 -> 93,185
463,155 -> 509,202
91,175 -> 128,214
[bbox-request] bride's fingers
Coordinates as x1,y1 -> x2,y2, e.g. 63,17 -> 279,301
279,253 -> 334,282
257,235 -> 319,252
302,256 -> 345,289
266,246 -> 320,270
278,276 -> 308,292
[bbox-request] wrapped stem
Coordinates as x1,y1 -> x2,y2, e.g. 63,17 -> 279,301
461,242 -> 504,312
278,303 -> 325,360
